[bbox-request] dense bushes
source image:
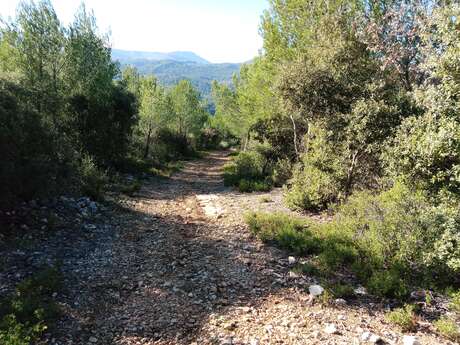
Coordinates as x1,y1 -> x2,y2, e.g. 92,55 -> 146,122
284,128 -> 345,210
0,2 -> 139,210
0,80 -> 63,209
247,182 -> 460,298
223,150 -> 272,192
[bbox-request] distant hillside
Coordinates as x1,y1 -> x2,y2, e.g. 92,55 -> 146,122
112,49 -> 210,64
112,49 -> 241,100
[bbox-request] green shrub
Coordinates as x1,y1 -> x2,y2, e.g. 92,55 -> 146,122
385,114 -> 460,201
385,304 -> 417,332
318,239 -> 358,270
219,140 -> 230,149
0,267 -> 62,345
434,317 -> 460,341
196,127 -> 222,150
246,181 -> 460,299
292,262 -> 320,276
449,291 -> 460,313
244,212 -> 320,255
329,283 -> 355,299
367,269 -> 409,299
78,155 -> 107,200
284,128 -> 346,211
238,179 -> 271,193
0,79 -> 61,210
271,158 -> 292,187
315,183 -> 460,286
223,151 -> 273,192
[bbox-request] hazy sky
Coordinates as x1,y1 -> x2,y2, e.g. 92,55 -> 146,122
0,0 -> 268,63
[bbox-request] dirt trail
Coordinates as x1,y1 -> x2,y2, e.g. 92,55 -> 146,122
41,152 -> 455,344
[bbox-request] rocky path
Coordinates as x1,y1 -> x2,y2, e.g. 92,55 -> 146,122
2,151 -> 455,345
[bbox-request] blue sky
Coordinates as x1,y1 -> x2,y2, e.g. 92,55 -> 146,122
0,0 -> 269,63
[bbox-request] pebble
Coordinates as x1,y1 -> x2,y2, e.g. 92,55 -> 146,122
324,323 -> 338,334
309,284 -> 324,296
89,336 -> 98,343
354,286 -> 367,295
403,335 -> 420,345
335,298 -> 347,305
249,338 -> 260,345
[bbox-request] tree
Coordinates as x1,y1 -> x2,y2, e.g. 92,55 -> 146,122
2,0 -> 66,121
138,76 -> 173,158
170,80 -> 207,138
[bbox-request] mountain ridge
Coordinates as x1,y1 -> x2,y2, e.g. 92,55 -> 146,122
112,49 -> 210,64
112,49 -> 242,100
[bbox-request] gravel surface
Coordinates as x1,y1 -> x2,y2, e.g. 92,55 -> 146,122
1,151 -> 456,345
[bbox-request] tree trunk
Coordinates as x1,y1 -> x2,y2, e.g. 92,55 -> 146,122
345,150 -> 359,197
243,131 -> 250,151
144,125 -> 153,159
289,114 -> 299,161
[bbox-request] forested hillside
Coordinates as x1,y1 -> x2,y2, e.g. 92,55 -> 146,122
1,0 -> 460,344
113,49 -> 241,100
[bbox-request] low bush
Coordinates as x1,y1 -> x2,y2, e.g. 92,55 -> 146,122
284,128 -> 346,211
78,155 -> 108,200
272,158 -> 293,187
434,317 -> 460,341
367,269 -> 409,299
329,283 -> 355,299
292,262 -> 321,276
155,128 -> 197,161
120,179 -> 142,196
385,304 -> 417,332
450,291 -> 460,313
223,151 -> 273,192
0,266 -> 62,345
196,127 -> 222,150
238,179 -> 271,193
244,212 -> 321,255
246,181 -> 460,299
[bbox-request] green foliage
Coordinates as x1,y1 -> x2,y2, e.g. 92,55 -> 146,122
434,317 -> 460,341
78,155 -> 107,200
238,179 -> 271,193
0,266 -> 62,345
0,79 -> 59,208
170,79 -> 208,138
385,305 -> 417,332
285,128 -> 345,210
316,183 -> 460,289
329,283 -> 355,299
120,180 -> 142,196
367,270 -> 408,299
245,212 -> 320,255
386,114 -> 460,201
0,1 -> 138,210
449,291 -> 460,313
223,151 -> 273,192
271,158 -> 292,187
247,180 -> 460,299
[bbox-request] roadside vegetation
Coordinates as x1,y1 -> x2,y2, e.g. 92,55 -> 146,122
213,1 -> 460,324
0,267 -> 62,345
